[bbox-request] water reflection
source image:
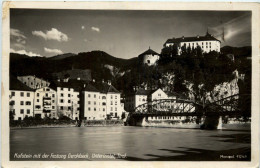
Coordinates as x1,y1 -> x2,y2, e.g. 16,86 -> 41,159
10,127 -> 250,161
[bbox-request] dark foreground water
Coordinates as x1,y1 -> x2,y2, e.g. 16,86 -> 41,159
10,126 -> 250,161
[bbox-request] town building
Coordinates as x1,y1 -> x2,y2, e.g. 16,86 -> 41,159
138,47 -> 160,66
124,88 -> 180,112
81,81 -> 122,120
50,80 -> 82,120
9,76 -> 34,120
34,87 -> 57,119
17,75 -> 50,89
164,32 -> 221,55
125,89 -> 149,112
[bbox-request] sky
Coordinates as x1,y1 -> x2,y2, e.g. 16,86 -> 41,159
10,9 -> 251,58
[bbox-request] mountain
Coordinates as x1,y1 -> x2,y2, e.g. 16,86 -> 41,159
221,46 -> 251,59
10,51 -> 139,81
48,53 -> 76,60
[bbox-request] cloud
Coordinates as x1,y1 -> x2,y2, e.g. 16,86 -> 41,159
11,28 -> 26,39
10,48 -> 41,57
91,26 -> 100,32
81,26 -> 85,30
10,28 -> 26,49
44,47 -> 63,55
32,28 -> 69,42
209,13 -> 251,43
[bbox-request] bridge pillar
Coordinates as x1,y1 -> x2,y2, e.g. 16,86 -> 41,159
217,116 -> 223,130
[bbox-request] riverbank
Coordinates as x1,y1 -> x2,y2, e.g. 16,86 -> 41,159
10,119 -> 124,129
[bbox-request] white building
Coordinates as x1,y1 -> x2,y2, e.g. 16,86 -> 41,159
9,76 -> 34,120
17,75 -> 50,89
125,88 -> 180,112
164,32 -> 221,55
125,89 -> 149,112
82,81 -> 122,120
50,81 -> 81,120
138,48 -> 160,66
34,87 -> 57,119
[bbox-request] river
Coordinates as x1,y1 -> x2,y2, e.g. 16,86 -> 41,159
10,126 -> 250,161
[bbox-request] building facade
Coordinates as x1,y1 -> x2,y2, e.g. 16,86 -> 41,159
34,87 -> 57,119
9,77 -> 34,120
164,32 -> 221,55
17,75 -> 50,89
82,82 -> 122,120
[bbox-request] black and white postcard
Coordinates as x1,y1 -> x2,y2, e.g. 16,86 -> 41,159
1,1 -> 259,168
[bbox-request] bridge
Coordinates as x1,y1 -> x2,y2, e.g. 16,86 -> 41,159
126,94 -> 251,128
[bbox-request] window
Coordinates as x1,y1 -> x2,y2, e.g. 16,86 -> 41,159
20,92 -> 24,97
77,95 -> 80,98
103,108 -> 105,111
35,105 -> 41,109
60,99 -> 64,103
94,108 -> 96,111
94,94 -> 96,98
52,94 -> 55,98
88,101 -> 91,105
37,99 -> 39,102
45,93 -> 48,97
11,92 -> 15,96
20,101 -> 24,105
68,107 -> 71,110
20,109 -> 24,114
88,107 -> 91,111
31,82 -> 33,85
111,107 -> 113,111
102,96 -> 106,99
27,109 -> 30,114
147,60 -> 150,64
61,93 -> 64,97
111,101 -> 113,105
52,106 -> 55,109
158,94 -> 161,96
111,95 -> 113,99
25,101 -> 31,105
68,100 -> 71,103
88,94 -> 91,98
37,93 -> 39,97
102,102 -> 106,106
61,88 -> 63,91
68,94 -> 71,97
68,88 -> 70,91
115,107 -> 117,111
46,88 -> 50,91
9,101 -> 15,105
27,93 -> 30,97
94,101 -> 96,105
60,106 -> 63,110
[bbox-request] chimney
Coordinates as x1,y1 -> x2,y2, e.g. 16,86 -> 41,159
93,79 -> 95,83
77,77 -> 80,80
182,36 -> 184,39
57,78 -> 60,82
197,35 -> 200,38
84,84 -> 86,88
102,79 -> 104,83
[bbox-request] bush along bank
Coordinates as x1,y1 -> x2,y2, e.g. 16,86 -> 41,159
10,116 -> 124,128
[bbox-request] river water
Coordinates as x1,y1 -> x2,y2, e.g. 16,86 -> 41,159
10,126 -> 250,161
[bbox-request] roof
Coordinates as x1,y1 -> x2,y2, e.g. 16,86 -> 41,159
83,83 -> 99,92
138,48 -> 159,58
165,33 -> 221,45
135,88 -> 150,95
49,79 -> 87,91
95,82 -> 120,94
10,76 -> 34,91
